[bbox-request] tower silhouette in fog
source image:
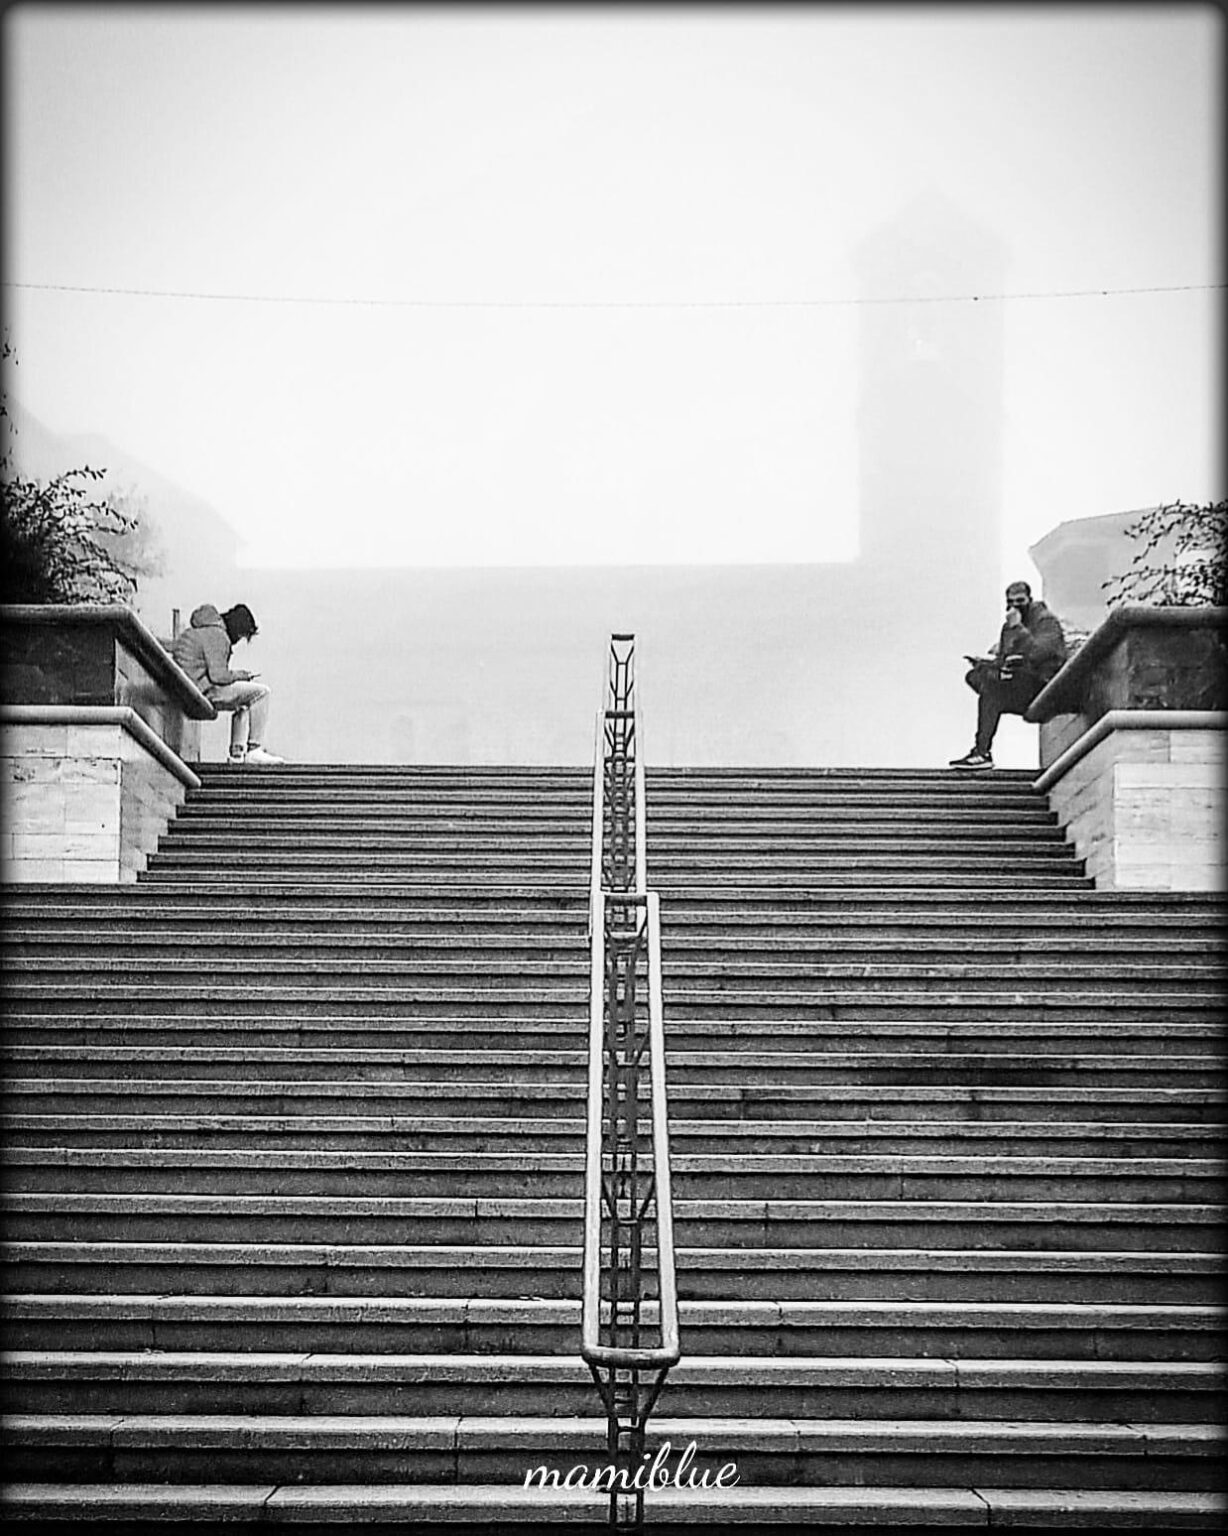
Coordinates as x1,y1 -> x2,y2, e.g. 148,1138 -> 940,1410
150,193 -> 1019,767
855,191 -> 1007,636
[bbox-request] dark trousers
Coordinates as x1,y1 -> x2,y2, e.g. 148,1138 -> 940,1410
965,664 -> 1044,754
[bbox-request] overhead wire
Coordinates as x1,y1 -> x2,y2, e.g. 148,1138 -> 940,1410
2,279 -> 1222,310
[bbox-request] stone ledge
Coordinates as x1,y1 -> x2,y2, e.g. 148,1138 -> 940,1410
1032,711 -> 1226,795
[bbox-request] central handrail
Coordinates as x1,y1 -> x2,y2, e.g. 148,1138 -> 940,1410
581,634 -> 680,1530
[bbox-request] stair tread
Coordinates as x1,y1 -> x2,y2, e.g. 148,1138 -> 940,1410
3,1482 -> 1222,1521
7,1295 -> 1223,1325
6,1193 -> 1224,1218
5,756 -> 1223,1513
3,1412 -> 1222,1448
5,1147 -> 1224,1175
7,1240 -> 1217,1270
5,1350 -> 1224,1383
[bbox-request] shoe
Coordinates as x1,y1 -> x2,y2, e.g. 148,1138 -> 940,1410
948,750 -> 994,770
228,748 -> 247,764
244,746 -> 286,766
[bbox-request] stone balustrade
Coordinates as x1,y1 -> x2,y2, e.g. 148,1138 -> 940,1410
1025,605 -> 1226,890
1,604 -> 215,883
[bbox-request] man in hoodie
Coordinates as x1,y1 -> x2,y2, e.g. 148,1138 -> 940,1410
949,581 -> 1067,770
172,603 -> 285,765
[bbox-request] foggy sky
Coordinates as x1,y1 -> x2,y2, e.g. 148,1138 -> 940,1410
3,4 -> 1220,579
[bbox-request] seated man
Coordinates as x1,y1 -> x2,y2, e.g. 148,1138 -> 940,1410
172,602 -> 285,765
949,580 -> 1067,771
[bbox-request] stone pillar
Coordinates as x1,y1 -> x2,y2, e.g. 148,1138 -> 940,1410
1026,606 -> 1226,891
0,605 -> 215,884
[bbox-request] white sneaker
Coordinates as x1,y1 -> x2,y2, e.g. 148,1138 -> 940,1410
244,746 -> 286,766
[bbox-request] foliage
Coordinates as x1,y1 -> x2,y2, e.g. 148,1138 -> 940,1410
1,338 -> 161,605
1102,498 -> 1228,609
1,466 -> 141,604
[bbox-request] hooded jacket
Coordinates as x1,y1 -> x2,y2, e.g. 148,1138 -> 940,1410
998,600 -> 1067,685
171,605 -> 247,695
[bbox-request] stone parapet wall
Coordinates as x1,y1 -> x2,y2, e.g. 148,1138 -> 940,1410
0,604 -> 215,764
1,708 -> 199,883
1027,606 -> 1225,893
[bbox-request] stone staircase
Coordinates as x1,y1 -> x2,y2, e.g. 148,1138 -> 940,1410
1,763 -> 1225,1530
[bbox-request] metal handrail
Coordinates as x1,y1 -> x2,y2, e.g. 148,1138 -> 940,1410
581,634 -> 680,1528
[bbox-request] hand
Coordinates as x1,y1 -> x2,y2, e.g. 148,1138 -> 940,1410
235,669 -> 255,682
1003,606 -> 1024,629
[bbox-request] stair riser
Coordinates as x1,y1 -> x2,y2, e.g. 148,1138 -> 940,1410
5,1213 -> 1220,1251
11,901 -> 1213,922
0,1025 -> 592,1050
7,945 -> 1218,972
13,1125 -> 1221,1157
5,1017 -> 1221,1048
2,1214 -> 586,1244
9,995 -> 1218,1021
6,1060 -> 1221,1088
3,1378 -> 1220,1423
5,1032 -> 1223,1061
1,997 -> 589,1019
664,999 -> 1222,1020
4,1258 -> 1215,1304
5,944 -> 589,965
6,1167 -> 1223,1204
4,1444 -> 1222,1492
1,1092 -> 589,1116
2,1060 -> 590,1083
7,1019 -> 1217,1056
4,1317 -> 1221,1362
3,1169 -> 588,1198
666,1065 -> 1223,1088
11,966 -> 1218,995
149,839 -> 1076,858
8,1092 -> 1220,1123
4,1125 -> 591,1153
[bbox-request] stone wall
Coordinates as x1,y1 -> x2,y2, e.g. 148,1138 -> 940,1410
1,709 -> 199,883
1037,718 -> 1223,892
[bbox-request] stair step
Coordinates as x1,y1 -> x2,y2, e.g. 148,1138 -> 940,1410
3,1351 -> 1224,1421
4,756 -> 1222,1517
16,934 -> 1218,960
6,1083 -> 1223,1122
4,1295 -> 1223,1361
5,1242 -> 1219,1302
3,1480 -> 1223,1529
4,1414 -> 1224,1493
4,1041 -> 1222,1074
5,1147 -> 1222,1203
4,1192 -> 1224,1251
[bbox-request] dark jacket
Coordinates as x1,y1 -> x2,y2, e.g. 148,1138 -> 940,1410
171,604 -> 246,695
998,600 -> 1067,684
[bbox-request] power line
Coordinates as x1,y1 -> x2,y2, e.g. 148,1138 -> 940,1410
2,279 -> 1222,310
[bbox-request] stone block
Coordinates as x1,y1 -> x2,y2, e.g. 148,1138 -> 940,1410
2,856 -> 67,882
1170,729 -> 1226,764
5,790 -> 68,835
66,724 -> 123,759
1,725 -> 68,757
1117,761 -> 1221,791
64,783 -> 121,835
61,859 -> 125,883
